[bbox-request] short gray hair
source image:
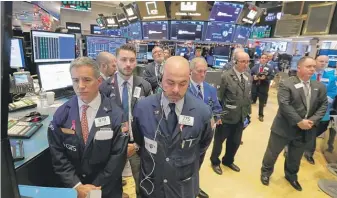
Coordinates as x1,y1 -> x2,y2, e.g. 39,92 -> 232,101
69,57 -> 100,78
233,48 -> 245,61
190,57 -> 207,70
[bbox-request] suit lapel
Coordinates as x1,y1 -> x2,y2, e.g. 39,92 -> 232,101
203,84 -> 210,103
109,74 -> 122,106
131,76 -> 141,111
293,77 -> 308,109
68,97 -> 85,147
152,93 -> 169,137
189,83 -> 198,96
230,69 -> 245,91
309,81 -> 318,114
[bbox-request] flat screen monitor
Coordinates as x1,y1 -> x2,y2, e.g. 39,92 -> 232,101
205,22 -> 235,43
61,1 -> 91,12
209,2 -> 243,23
90,25 -> 102,35
170,21 -> 204,41
10,38 -> 25,69
233,25 -> 251,45
213,55 -> 229,69
137,1 -> 168,21
86,36 -> 127,59
38,63 -> 72,91
142,21 -> 169,40
175,45 -> 189,56
137,44 -> 148,61
250,25 -> 271,39
103,29 -> 123,37
31,31 -> 76,63
127,22 -> 143,40
169,1 -> 212,21
213,46 -> 230,56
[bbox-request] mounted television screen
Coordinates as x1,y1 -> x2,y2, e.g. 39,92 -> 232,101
205,22 -> 235,43
250,25 -> 271,39
213,46 -> 230,56
209,2 -> 243,23
170,21 -> 204,41
170,1 -> 212,21
142,21 -> 169,40
213,56 -> 229,69
282,1 -> 304,15
236,3 -> 263,25
127,22 -> 143,40
137,1 -> 168,21
86,36 -> 126,59
90,25 -> 102,35
274,17 -> 304,37
232,25 -> 251,45
61,1 -> 91,11
102,29 -> 123,37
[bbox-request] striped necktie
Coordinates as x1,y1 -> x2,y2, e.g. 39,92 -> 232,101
196,84 -> 203,100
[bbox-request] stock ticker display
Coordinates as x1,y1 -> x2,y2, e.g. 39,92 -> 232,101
86,36 -> 127,59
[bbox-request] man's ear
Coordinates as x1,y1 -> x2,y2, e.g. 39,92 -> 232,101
98,76 -> 103,85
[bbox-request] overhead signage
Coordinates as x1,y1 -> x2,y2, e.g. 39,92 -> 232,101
137,1 -> 168,21
170,1 -> 211,21
65,22 -> 82,34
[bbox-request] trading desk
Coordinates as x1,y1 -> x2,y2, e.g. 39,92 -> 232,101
19,185 -> 76,198
9,96 -> 68,187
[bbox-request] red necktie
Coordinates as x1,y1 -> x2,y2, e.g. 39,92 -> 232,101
81,105 -> 90,144
259,66 -> 263,73
317,73 -> 321,82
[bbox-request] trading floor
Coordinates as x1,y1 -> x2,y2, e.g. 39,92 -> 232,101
124,87 -> 335,198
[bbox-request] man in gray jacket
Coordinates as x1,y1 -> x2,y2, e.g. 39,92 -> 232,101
260,56 -> 327,191
210,51 -> 252,174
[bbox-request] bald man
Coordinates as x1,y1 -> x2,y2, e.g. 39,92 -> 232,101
132,56 -> 214,198
303,55 -> 337,164
210,51 -> 252,174
96,52 -> 117,80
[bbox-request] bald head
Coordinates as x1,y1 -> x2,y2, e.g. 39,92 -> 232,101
232,48 -> 245,60
96,52 -> 117,78
162,56 -> 190,103
316,55 -> 329,71
234,51 -> 250,73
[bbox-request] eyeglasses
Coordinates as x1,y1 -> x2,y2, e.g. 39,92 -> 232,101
237,60 -> 250,64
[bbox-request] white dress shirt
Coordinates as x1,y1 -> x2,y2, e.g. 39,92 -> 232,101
161,92 -> 184,119
190,78 -> 204,99
78,93 -> 101,132
233,66 -> 246,82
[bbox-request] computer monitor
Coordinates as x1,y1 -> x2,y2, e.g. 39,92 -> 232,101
37,62 -> 73,91
126,22 -> 143,40
209,2 -> 244,23
213,55 -> 229,69
85,36 -> 127,59
31,31 -> 76,63
205,22 -> 235,43
250,25 -> 271,39
142,21 -> 169,40
233,25 -> 251,45
10,38 -> 25,69
170,21 -> 205,41
213,46 -> 230,56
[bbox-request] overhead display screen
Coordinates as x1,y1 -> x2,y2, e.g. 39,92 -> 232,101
209,2 -> 243,23
205,22 -> 235,43
102,29 -> 123,37
127,22 -> 143,40
274,18 -> 304,37
236,3 -> 263,25
137,1 -> 168,21
250,25 -> 271,39
170,21 -> 204,41
142,21 -> 169,40
90,25 -> 102,35
170,1 -> 212,21
86,36 -> 126,59
232,25 -> 251,45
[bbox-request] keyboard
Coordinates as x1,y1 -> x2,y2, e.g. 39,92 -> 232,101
8,120 -> 42,139
9,99 -> 37,112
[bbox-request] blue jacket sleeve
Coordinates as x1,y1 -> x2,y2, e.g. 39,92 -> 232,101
211,87 -> 223,121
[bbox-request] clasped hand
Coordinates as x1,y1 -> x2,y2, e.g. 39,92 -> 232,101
76,184 -> 101,198
297,119 -> 314,130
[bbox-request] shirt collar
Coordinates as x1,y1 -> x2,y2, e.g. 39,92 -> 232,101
233,66 -> 244,76
190,78 -> 203,89
78,93 -> 101,110
100,72 -> 108,81
117,73 -> 133,87
299,77 -> 311,85
161,92 -> 184,114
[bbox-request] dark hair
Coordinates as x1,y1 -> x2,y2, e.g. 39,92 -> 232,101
116,44 -> 137,57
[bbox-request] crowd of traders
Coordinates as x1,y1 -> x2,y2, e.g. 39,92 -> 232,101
47,43 -> 334,198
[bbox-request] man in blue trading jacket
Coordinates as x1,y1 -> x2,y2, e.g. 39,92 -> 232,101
99,44 -> 152,198
304,55 -> 337,164
188,57 -> 222,198
132,56 -> 214,198
48,57 -> 128,198
251,54 -> 275,122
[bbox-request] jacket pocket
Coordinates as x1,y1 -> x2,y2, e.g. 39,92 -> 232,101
90,139 -> 111,164
174,153 -> 197,181
179,172 -> 197,198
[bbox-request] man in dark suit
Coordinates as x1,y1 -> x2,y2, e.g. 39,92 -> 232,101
96,52 -> 117,81
188,57 -> 223,198
210,51 -> 252,174
99,44 -> 152,198
143,46 -> 165,92
260,56 -> 328,191
132,56 -> 214,198
251,54 -> 275,122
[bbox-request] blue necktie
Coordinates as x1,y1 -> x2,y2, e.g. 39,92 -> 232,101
122,81 -> 129,120
196,85 -> 203,100
167,103 -> 177,134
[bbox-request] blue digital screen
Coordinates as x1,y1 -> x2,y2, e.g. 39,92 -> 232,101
127,22 -> 143,40
250,25 -> 271,39
175,46 -> 189,56
102,29 -> 123,37
170,21 -> 204,41
209,2 -> 243,23
90,25 -> 102,34
213,46 -> 230,56
142,21 -> 168,40
205,22 -> 235,43
213,55 -> 229,69
232,25 -> 251,45
10,38 -> 26,68
86,36 -> 127,59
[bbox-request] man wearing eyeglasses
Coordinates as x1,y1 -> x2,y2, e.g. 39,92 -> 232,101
144,46 -> 165,93
210,51 -> 252,175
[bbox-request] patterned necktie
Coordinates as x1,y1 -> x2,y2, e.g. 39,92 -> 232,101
81,105 -> 90,144
196,84 -> 203,100
259,66 -> 264,73
317,73 -> 321,82
167,103 -> 178,134
240,74 -> 245,90
122,81 -> 129,120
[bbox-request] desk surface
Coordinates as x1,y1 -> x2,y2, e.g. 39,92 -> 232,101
10,97 -> 67,169
19,185 -> 76,198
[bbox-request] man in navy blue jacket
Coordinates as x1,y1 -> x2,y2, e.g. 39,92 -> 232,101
251,54 -> 275,122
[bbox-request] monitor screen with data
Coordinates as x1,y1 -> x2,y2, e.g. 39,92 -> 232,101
209,2 -> 243,23
213,55 -> 229,69
250,25 -> 271,39
31,31 -> 76,63
86,36 -> 127,59
142,21 -> 169,40
205,22 -> 235,43
38,63 -> 73,91
232,25 -> 251,45
10,38 -> 25,68
170,21 -> 204,41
